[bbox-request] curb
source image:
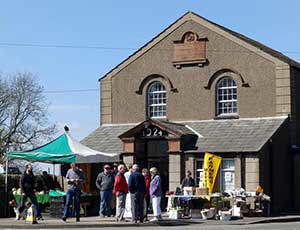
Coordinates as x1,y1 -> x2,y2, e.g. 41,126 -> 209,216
1,217 -> 300,229
244,217 -> 300,225
0,220 -> 192,229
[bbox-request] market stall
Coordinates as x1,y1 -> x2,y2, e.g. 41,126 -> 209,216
4,127 -> 119,218
166,153 -> 271,221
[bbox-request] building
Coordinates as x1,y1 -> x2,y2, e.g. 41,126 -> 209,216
82,12 -> 300,214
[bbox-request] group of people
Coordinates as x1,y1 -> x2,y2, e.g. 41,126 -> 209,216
15,162 -> 163,223
63,162 -> 163,223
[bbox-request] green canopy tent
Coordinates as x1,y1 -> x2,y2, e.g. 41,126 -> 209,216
5,129 -> 118,164
3,128 -> 119,202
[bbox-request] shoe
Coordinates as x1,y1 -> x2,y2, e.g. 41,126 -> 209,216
62,216 -> 67,222
32,220 -> 38,224
76,217 -> 80,222
150,217 -> 158,222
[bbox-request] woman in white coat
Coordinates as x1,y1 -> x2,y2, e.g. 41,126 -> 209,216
123,164 -> 133,219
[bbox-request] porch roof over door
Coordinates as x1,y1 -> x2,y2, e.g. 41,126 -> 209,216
81,116 -> 288,154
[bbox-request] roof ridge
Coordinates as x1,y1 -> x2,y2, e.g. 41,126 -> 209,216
99,11 -> 300,81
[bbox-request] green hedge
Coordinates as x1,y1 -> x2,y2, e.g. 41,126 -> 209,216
0,175 -> 20,217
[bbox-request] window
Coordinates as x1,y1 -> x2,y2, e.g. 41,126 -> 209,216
147,82 -> 167,118
195,158 -> 235,191
196,159 -> 204,186
220,159 -> 235,192
216,77 -> 237,116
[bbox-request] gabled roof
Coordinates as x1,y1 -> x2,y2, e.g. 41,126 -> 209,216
99,11 -> 300,81
81,116 -> 287,153
118,119 -> 196,139
185,116 -> 287,153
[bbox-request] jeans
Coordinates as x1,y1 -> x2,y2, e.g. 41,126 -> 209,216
131,192 -> 144,221
18,193 -> 41,218
99,190 -> 112,216
116,192 -> 126,220
152,196 -> 162,217
63,188 -> 81,218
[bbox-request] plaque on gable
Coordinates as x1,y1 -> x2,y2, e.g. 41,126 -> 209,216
173,32 -> 208,68
136,124 -> 168,138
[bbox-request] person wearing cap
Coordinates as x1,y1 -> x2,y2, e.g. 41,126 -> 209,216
149,167 -> 163,221
113,164 -> 128,221
128,164 -> 146,223
62,163 -> 85,222
96,164 -> 115,217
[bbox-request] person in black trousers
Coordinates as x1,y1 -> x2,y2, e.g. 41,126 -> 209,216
18,164 -> 41,223
128,164 -> 146,223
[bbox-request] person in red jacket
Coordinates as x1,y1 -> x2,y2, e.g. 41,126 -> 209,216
113,164 -> 128,221
142,168 -> 151,221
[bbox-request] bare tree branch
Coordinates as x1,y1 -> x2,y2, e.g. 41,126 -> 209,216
0,73 -> 57,160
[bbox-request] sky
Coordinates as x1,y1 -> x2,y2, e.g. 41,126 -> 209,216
1,0 -> 300,141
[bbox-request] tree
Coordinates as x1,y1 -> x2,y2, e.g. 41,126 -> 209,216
0,73 -> 56,161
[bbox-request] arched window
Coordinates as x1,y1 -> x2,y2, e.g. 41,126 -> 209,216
147,82 -> 167,118
216,77 -> 237,116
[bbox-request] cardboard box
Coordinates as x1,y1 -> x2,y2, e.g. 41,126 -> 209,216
195,188 -> 208,195
169,209 -> 183,219
190,209 -> 202,219
183,187 -> 195,195
219,210 -> 231,221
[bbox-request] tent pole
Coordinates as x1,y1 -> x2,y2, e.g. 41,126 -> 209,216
5,158 -> 8,191
4,157 -> 9,217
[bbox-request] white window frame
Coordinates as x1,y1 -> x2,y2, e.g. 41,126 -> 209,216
220,158 -> 235,192
196,159 -> 204,186
147,82 -> 167,118
216,77 -> 238,116
196,158 -> 235,191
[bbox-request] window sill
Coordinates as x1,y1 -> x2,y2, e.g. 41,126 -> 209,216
150,116 -> 167,120
214,114 -> 239,120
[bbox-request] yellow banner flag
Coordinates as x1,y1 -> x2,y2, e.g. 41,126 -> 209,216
201,152 -> 222,193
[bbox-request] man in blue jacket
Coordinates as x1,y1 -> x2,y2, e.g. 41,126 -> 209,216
128,164 -> 146,223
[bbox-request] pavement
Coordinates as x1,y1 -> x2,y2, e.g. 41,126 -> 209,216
1,215 -> 300,229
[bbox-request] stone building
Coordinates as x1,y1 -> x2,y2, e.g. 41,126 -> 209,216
82,11 -> 300,214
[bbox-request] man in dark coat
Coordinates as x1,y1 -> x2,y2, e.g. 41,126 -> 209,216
181,170 -> 195,189
18,164 -> 41,223
128,164 -> 146,223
